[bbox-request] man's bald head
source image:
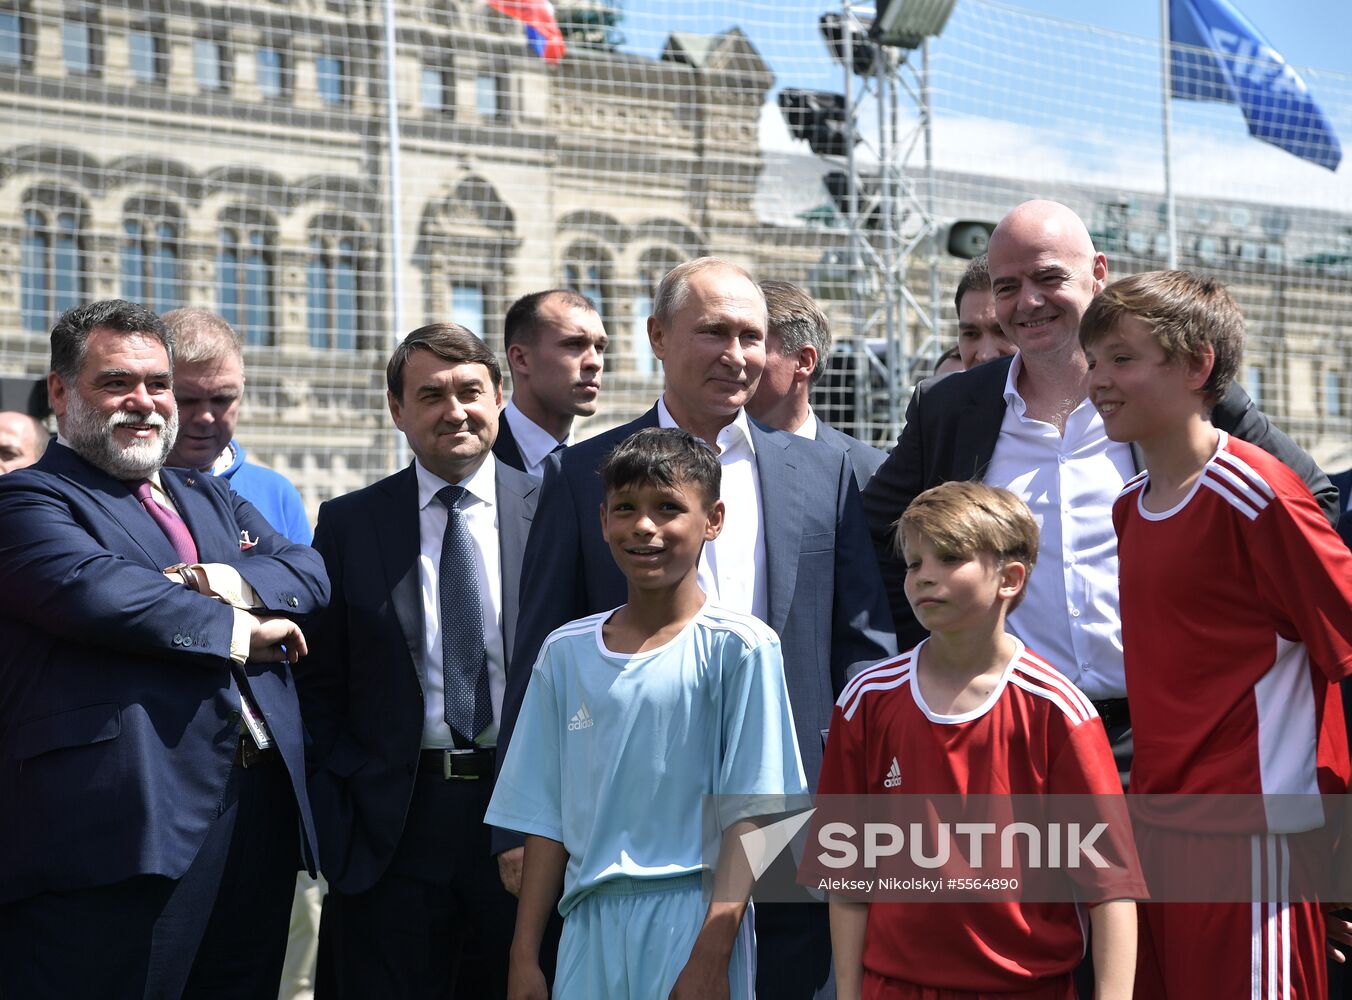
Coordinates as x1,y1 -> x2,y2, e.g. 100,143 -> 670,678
0,411 -> 47,473
986,200 -> 1107,361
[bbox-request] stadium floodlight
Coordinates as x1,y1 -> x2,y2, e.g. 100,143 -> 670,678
869,0 -> 957,50
819,13 -> 885,77
777,89 -> 854,158
945,220 -> 995,259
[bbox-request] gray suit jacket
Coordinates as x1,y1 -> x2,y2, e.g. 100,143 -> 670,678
816,419 -> 887,488
296,459 -> 538,892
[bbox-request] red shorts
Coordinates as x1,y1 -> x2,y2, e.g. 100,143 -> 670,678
1135,828 -> 1328,999
863,969 -> 1074,1000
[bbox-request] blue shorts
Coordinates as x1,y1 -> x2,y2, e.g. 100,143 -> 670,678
555,873 -> 755,1000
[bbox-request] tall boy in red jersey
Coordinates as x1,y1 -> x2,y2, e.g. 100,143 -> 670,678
1082,270 -> 1352,999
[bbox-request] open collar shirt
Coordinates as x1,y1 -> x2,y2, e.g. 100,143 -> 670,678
657,396 -> 768,622
982,354 -> 1137,701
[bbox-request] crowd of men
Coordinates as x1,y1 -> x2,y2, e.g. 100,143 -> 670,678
0,198 -> 1347,1000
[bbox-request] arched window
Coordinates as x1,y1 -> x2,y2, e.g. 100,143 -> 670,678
121,200 -> 181,313
20,189 -> 86,333
307,227 -> 365,351
561,243 -> 613,322
218,210 -> 276,346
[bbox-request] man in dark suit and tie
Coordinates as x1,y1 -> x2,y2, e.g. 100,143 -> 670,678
493,289 -> 606,478
495,257 -> 896,1000
746,279 -> 887,488
0,299 -> 329,999
297,323 -> 538,999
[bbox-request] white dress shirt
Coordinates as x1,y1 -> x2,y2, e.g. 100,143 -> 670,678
503,400 -> 571,479
414,455 -> 506,748
983,355 -> 1137,701
657,397 -> 769,622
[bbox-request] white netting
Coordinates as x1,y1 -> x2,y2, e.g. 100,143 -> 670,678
2,0 -> 1348,518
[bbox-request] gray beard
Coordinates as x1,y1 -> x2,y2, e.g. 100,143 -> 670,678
65,392 -> 179,480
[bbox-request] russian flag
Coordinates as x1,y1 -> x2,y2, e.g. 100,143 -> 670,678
486,0 -> 567,65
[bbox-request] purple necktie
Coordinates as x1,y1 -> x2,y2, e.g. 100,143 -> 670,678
132,480 -> 199,564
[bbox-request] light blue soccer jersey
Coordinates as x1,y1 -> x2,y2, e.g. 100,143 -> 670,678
486,602 -> 808,915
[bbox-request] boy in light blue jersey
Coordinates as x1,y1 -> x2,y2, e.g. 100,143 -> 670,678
486,427 -> 807,1000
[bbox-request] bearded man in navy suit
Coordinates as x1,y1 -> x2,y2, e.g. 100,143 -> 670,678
0,299 -> 329,999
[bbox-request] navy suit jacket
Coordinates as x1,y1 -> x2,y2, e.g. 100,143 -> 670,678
862,355 -> 1340,647
0,442 -> 329,904
816,419 -> 887,488
297,460 -> 538,893
493,405 -> 897,852
492,410 -> 528,474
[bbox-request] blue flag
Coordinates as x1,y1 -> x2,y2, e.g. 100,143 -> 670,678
1170,0 -> 1341,171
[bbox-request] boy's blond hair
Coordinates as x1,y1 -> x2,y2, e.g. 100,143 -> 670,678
896,481 -> 1039,611
1079,269 -> 1243,402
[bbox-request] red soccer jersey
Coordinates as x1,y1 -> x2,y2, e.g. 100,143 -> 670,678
1115,432 -> 1352,821
816,640 -> 1134,992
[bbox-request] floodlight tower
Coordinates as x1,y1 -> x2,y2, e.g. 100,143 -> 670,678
825,0 -> 955,441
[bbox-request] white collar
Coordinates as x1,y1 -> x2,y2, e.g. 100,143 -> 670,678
414,452 -> 497,511
504,399 -> 570,470
656,395 -> 756,456
793,408 -> 819,440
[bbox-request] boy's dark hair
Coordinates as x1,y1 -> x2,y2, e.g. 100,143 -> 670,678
896,481 -> 1039,611
51,299 -> 173,382
954,253 -> 990,314
387,322 -> 502,400
600,427 -> 721,508
1079,270 -> 1243,402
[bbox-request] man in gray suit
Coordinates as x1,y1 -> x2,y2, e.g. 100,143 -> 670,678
296,324 -> 538,999
746,279 -> 886,488
495,257 -> 896,1000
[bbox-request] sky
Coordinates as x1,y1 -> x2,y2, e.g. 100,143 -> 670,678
619,0 -> 1351,78
613,0 -> 1352,212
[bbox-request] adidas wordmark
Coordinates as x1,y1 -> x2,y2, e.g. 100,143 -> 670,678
568,704 -> 595,732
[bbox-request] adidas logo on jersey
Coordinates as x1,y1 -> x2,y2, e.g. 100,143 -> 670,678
883,757 -> 902,788
567,704 -> 595,732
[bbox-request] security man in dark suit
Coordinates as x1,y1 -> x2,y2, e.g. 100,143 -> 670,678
493,289 -> 606,478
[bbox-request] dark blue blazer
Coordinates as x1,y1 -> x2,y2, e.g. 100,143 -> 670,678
0,442 -> 329,904
492,405 -> 897,852
816,419 -> 887,488
297,460 -> 538,893
492,410 -> 528,474
862,354 -> 1340,647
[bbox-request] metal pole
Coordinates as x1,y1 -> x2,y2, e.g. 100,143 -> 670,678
383,0 -> 408,468
843,5 -> 864,379
1160,0 -> 1179,269
880,50 -> 898,444
922,38 -> 940,385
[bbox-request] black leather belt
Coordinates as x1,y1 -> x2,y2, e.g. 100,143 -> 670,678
418,747 -> 496,781
235,733 -> 281,768
1092,698 -> 1131,731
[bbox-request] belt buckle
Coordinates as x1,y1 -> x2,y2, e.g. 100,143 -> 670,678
443,748 -> 480,782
